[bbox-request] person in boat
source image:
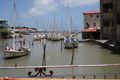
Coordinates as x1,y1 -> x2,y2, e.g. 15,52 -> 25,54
18,48 -> 21,51
71,37 -> 75,42
65,36 -> 70,42
23,39 -> 26,45
5,47 -> 10,50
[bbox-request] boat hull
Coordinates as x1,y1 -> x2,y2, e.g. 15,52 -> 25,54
4,48 -> 30,59
33,38 -> 41,41
64,42 -> 78,49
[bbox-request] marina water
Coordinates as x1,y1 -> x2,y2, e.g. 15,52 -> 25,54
0,33 -> 120,78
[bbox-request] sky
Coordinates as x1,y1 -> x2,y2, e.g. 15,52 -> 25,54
0,0 -> 100,31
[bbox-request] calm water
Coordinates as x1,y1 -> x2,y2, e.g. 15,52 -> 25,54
0,33 -> 120,77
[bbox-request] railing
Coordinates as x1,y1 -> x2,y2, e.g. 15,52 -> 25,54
0,64 -> 120,79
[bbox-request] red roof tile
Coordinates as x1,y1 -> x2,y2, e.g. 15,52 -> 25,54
82,27 -> 100,32
83,11 -> 100,15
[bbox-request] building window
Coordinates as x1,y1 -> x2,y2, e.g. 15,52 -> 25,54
93,23 -> 96,26
90,14 -> 93,17
0,22 -> 3,24
85,22 -> 90,28
103,21 -> 110,26
96,15 -> 99,18
117,13 -> 120,24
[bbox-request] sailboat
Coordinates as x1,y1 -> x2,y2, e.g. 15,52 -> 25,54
50,16 -> 61,41
33,34 -> 41,41
64,3 -> 79,49
64,17 -> 79,49
4,1 -> 30,58
33,18 -> 41,41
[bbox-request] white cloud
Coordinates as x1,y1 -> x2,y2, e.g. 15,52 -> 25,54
22,0 -> 58,17
60,0 -> 99,7
23,0 -> 99,17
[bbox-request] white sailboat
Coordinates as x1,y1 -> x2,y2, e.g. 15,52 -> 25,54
4,1 -> 30,58
33,34 -> 41,41
50,16 -> 61,41
64,3 -> 79,49
64,17 -> 79,49
33,18 -> 41,41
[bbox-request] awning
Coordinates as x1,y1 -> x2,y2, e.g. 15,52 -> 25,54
82,27 -> 100,32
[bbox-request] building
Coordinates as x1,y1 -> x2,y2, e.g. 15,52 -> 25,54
100,0 -> 120,53
0,19 -> 8,28
0,19 -> 9,38
82,11 -> 100,39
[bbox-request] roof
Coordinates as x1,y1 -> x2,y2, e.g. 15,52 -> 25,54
82,27 -> 100,32
0,19 -> 8,22
83,11 -> 100,15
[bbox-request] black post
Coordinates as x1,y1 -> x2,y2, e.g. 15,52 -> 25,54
71,43 -> 75,78
61,40 -> 63,52
28,39 -> 53,77
42,43 -> 46,66
71,43 -> 74,65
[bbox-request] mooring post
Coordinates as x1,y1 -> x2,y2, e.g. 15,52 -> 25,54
61,40 -> 63,52
42,39 -> 47,66
71,43 -> 74,65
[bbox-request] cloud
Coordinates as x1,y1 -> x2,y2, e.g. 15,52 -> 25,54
22,0 -> 99,17
60,0 -> 99,7
22,0 -> 58,17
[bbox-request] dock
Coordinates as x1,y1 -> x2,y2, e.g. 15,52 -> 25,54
91,39 -> 120,54
79,39 -> 92,43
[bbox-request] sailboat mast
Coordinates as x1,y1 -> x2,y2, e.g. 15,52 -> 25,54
52,15 -> 56,33
60,18 -> 63,32
70,16 -> 73,35
66,1 -> 72,36
12,0 -> 17,49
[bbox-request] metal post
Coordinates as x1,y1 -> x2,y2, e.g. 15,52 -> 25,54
42,39 -> 47,66
61,40 -> 63,52
83,75 -> 85,79
113,0 -> 117,45
71,43 -> 74,65
93,75 -> 96,79
114,74 -> 117,79
104,75 -> 106,79
28,39 -> 53,77
100,0 -> 103,39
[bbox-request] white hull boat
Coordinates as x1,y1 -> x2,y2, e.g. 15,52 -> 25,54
64,37 -> 79,49
4,1 -> 30,59
4,47 -> 30,58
